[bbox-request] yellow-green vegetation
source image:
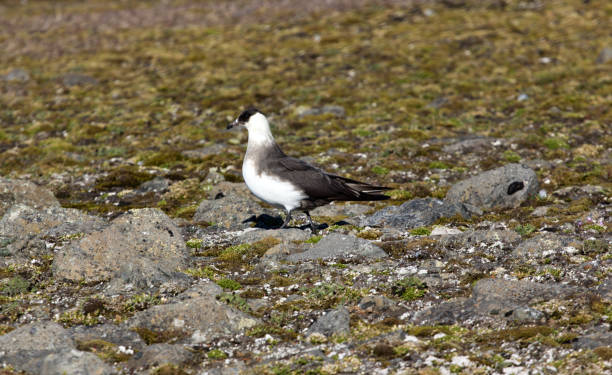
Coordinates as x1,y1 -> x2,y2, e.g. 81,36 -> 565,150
76,339 -> 132,362
216,278 -> 242,291
132,327 -> 187,345
123,293 -> 161,312
409,227 -> 432,236
57,309 -> 100,327
392,277 -> 427,301
206,349 -> 228,360
217,292 -> 250,313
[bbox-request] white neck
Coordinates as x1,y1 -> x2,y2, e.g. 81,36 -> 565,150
245,112 -> 275,148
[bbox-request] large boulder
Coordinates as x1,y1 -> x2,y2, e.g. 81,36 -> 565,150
445,163 -> 538,211
53,208 -> 189,293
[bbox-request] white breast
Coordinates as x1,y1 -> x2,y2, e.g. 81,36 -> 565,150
242,159 -> 307,212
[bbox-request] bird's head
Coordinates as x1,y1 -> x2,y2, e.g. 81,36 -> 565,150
227,107 -> 267,131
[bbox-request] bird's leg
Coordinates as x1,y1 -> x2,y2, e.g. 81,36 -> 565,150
280,210 -> 292,229
305,211 -> 317,233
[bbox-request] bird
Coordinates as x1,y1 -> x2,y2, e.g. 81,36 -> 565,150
227,107 -> 390,231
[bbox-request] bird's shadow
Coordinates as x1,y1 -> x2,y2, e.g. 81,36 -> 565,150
242,214 -> 332,231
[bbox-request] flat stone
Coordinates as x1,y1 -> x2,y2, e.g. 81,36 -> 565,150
305,306 -> 350,336
445,163 -> 538,211
236,228 -> 311,244
287,233 -> 387,261
413,278 -> 582,325
126,343 -> 194,372
513,233 -> 580,259
359,198 -> 474,229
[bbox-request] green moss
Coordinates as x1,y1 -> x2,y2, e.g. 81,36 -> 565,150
76,339 -> 132,362
514,224 -> 536,236
305,235 -> 322,244
503,150 -> 521,162
543,138 -> 569,150
207,349 -> 228,360
371,166 -> 389,175
428,161 -> 450,170
392,277 -> 427,301
409,227 -> 431,236
218,292 -> 250,313
95,166 -> 153,190
217,278 -> 242,291
183,266 -> 216,279
132,327 -> 187,345
1,276 -> 30,296
123,293 -> 160,312
185,238 -> 204,249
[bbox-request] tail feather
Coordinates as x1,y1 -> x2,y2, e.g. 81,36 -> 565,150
328,174 -> 391,201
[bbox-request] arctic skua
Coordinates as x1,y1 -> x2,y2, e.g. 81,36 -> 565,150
227,107 -> 390,231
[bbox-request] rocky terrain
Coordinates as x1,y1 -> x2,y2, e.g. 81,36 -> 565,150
0,0 -> 610,374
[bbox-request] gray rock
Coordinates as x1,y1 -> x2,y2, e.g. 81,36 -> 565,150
442,137 -> 495,154
136,177 -> 169,194
360,198 -> 473,229
39,348 -> 114,375
126,343 -> 194,372
553,185 -> 606,199
0,322 -> 111,375
69,323 -> 146,352
297,105 -> 345,118
61,73 -> 99,86
596,47 -> 612,64
181,144 -> 226,159
413,278 -> 582,325
3,68 -> 30,82
438,229 -> 521,250
236,228 -> 311,244
202,361 -> 248,375
53,208 -> 189,293
306,306 -> 350,336
595,277 -> 612,300
0,178 -> 59,218
0,204 -> 106,239
445,163 -> 538,210
287,233 -> 387,261
310,203 -> 371,218
194,182 -> 269,229
127,280 -> 259,344
0,321 -> 73,352
357,295 -> 407,322
531,206 -> 549,217
513,233 -> 580,259
573,330 -> 612,350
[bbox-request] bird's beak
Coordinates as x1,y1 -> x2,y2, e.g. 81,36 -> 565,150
227,119 -> 241,130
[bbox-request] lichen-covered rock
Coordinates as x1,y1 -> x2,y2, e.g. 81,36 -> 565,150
194,182 -> 271,229
38,348 -> 114,375
125,343 -> 194,372
438,229 -> 521,250
413,278 -> 582,325
306,306 -> 350,337
513,233 -> 581,259
69,323 -> 146,352
0,321 -> 111,374
359,198 -> 474,229
53,208 -> 189,293
236,228 -> 311,244
445,163 -> 538,210
0,178 -> 59,218
0,204 -> 106,239
126,280 -> 259,344
310,202 -> 371,218
287,233 -> 387,261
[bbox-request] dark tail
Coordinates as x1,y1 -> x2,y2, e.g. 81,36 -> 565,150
330,174 -> 391,201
